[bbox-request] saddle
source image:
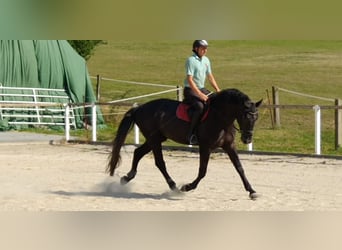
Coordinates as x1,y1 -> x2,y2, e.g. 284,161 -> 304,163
176,103 -> 210,123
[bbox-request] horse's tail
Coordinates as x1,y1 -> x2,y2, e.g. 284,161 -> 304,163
107,107 -> 137,176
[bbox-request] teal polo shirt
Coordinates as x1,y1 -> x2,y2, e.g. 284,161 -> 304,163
184,53 -> 212,89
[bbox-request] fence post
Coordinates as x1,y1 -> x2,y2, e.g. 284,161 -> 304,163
92,103 -> 97,142
247,143 -> 253,151
133,103 -> 140,145
335,99 -> 342,149
134,124 -> 140,145
176,85 -> 183,101
313,105 -> 321,155
272,86 -> 281,127
64,104 -> 70,141
266,89 -> 275,129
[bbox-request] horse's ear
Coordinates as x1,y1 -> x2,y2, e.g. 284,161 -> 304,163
256,99 -> 263,108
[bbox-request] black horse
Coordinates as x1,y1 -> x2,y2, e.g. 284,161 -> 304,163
107,88 -> 262,199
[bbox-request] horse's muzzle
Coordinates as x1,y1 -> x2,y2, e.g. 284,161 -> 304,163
241,131 -> 253,144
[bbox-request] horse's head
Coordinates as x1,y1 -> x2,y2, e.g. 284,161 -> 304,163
236,99 -> 262,144
210,89 -> 262,144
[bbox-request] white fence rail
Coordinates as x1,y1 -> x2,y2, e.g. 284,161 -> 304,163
272,86 -> 342,150
0,86 -> 76,128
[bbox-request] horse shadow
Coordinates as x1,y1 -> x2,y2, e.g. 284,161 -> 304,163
48,179 -> 184,201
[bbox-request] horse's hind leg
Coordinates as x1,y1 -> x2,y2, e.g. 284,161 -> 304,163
151,143 -> 177,190
120,142 -> 151,185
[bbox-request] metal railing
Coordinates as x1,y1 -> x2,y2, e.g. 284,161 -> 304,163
0,85 -> 76,128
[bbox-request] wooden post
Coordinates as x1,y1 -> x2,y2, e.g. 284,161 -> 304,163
96,74 -> 101,102
335,99 -> 342,149
266,89 -> 275,129
272,86 -> 281,127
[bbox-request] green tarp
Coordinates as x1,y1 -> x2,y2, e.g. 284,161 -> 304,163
0,40 -> 104,129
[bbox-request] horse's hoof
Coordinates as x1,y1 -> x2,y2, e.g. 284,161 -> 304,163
180,184 -> 191,192
171,186 -> 181,193
249,192 -> 259,200
169,182 -> 177,191
120,176 -> 129,185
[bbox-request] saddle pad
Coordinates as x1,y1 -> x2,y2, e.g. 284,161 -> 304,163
176,103 -> 209,123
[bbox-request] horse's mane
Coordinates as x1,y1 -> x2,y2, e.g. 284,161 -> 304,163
210,88 -> 250,105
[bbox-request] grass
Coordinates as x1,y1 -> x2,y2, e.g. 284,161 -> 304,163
78,40 -> 342,155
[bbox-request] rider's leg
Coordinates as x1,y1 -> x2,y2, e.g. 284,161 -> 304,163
187,101 -> 204,145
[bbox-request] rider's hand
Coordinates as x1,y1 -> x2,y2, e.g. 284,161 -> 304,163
201,93 -> 209,102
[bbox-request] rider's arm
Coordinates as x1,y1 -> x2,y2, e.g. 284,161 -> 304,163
207,73 -> 220,92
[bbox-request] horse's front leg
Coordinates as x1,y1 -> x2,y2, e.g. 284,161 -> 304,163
181,147 -> 210,192
151,144 -> 177,191
223,144 -> 258,200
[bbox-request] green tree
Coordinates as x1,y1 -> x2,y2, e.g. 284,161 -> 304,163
67,40 -> 104,60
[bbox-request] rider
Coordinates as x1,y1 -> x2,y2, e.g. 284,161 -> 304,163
183,40 -> 220,145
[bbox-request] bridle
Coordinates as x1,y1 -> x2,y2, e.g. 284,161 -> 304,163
234,110 -> 258,134
206,94 -> 258,134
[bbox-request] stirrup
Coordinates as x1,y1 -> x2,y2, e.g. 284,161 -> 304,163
188,134 -> 198,145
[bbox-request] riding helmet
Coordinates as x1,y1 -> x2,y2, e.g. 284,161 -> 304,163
192,40 -> 209,49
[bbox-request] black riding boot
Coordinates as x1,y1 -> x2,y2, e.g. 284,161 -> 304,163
187,110 -> 202,145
